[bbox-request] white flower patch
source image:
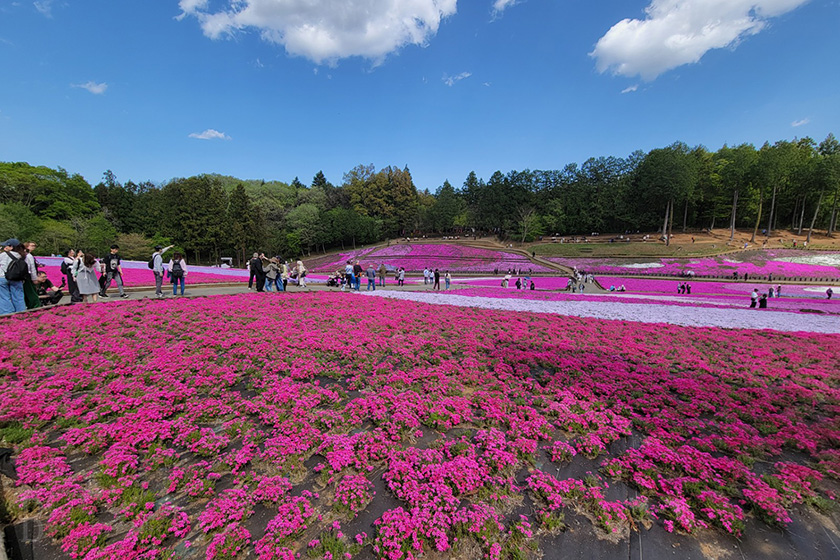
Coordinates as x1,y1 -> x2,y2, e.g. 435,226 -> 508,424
361,291 -> 840,334
776,254 -> 840,268
617,262 -> 664,269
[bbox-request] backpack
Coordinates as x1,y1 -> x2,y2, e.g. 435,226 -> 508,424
60,260 -> 70,275
148,255 -> 156,269
5,252 -> 29,282
171,261 -> 184,278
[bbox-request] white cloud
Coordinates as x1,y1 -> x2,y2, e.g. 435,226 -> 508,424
189,129 -> 231,140
443,71 -> 471,86
621,84 -> 639,94
591,0 -> 811,81
492,0 -> 519,16
178,0 -> 458,65
33,0 -> 53,17
72,81 -> 108,95
175,0 -> 207,21
791,118 -> 810,127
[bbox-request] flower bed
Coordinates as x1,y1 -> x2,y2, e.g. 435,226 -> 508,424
312,244 -> 552,273
2,293 -> 838,559
547,250 -> 840,279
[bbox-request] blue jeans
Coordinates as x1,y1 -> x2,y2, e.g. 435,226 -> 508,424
367,278 -> 375,291
265,278 -> 274,292
172,276 -> 185,295
354,277 -> 361,291
275,278 -> 284,291
445,279 -> 450,290
0,277 -> 26,315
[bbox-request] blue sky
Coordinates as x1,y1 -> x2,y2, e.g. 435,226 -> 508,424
1,0 -> 838,192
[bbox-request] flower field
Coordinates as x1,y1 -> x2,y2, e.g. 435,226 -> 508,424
547,250 -> 840,279
2,293 -> 838,559
311,244 -> 551,273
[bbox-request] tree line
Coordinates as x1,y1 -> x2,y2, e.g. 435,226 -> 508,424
1,133 -> 838,264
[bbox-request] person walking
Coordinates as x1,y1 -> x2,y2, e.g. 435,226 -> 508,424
444,271 -> 451,290
398,267 -> 405,287
749,289 -> 759,308
169,252 -> 189,296
152,245 -> 173,297
100,244 -> 128,299
249,253 -> 265,292
62,249 -> 83,302
378,263 -> 387,287
827,287 -> 834,300
433,268 -> 440,290
0,239 -> 28,315
366,264 -> 376,291
423,268 -> 429,285
72,251 -> 100,304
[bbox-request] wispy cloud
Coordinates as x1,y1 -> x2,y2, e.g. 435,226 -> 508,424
491,0 -> 519,18
621,85 -> 638,94
33,0 -> 53,18
791,118 -> 810,128
443,72 -> 471,87
591,0 -> 811,81
189,129 -> 231,140
72,81 -> 108,95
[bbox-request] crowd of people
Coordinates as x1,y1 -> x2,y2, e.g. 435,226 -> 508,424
0,240 -> 197,315
246,253 -> 308,293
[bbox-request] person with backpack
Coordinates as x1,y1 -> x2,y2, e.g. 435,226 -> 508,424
100,244 -> 128,299
151,245 -> 174,297
168,252 -> 189,296
0,239 -> 28,314
62,249 -> 83,302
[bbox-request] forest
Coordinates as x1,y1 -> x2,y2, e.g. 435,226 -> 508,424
1,134 -> 838,264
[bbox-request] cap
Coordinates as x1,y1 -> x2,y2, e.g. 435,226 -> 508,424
3,238 -> 21,247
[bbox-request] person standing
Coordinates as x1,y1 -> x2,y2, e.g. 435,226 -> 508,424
296,260 -> 308,288
776,285 -> 782,298
342,260 -> 354,292
444,271 -> 451,290
152,245 -> 173,297
264,257 -> 280,292
749,289 -> 759,308
366,264 -> 376,291
168,252 -> 188,296
0,239 -> 28,314
423,267 -> 429,285
398,267 -> 405,287
250,253 -> 266,292
100,244 -> 128,299
827,287 -> 834,300
378,263 -> 387,287
759,293 -> 768,308
22,241 -> 41,309
62,249 -> 83,302
353,260 -> 363,291
433,268 -> 440,290
247,253 -> 258,290
73,251 -> 100,303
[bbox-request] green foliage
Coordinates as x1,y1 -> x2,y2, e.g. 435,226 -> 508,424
0,421 -> 33,445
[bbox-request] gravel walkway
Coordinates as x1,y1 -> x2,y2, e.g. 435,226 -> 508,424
361,290 -> 840,334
